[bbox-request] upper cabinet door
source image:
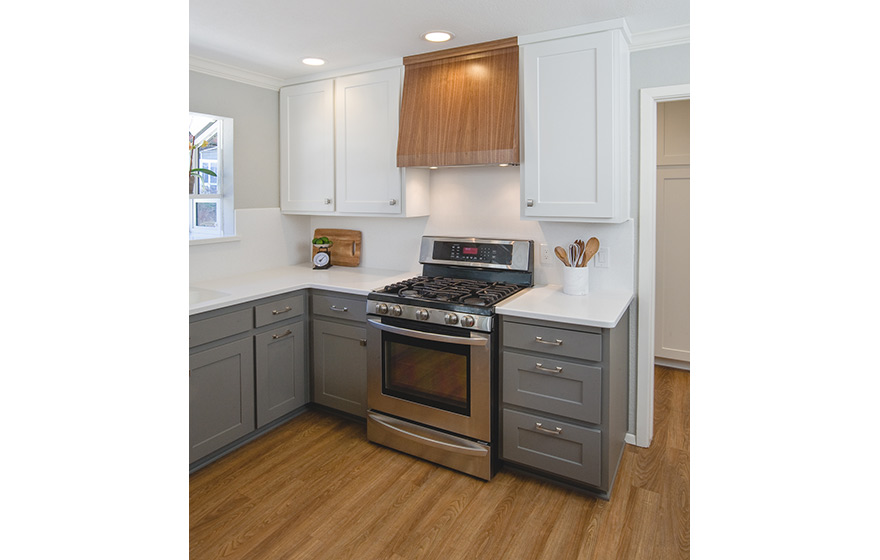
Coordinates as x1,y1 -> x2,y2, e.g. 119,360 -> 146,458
280,80 -> 336,213
335,67 -> 403,214
521,30 -> 629,222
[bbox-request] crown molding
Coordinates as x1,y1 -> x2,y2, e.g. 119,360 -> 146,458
629,24 -> 690,52
189,56 -> 284,91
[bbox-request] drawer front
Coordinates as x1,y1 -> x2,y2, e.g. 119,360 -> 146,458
190,308 -> 252,348
255,294 -> 305,327
312,293 -> 366,323
502,408 -> 602,487
504,321 -> 601,362
502,351 -> 602,424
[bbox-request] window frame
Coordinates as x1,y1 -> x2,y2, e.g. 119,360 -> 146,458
189,112 -> 234,241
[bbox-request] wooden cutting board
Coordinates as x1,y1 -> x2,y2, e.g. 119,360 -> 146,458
313,229 -> 362,267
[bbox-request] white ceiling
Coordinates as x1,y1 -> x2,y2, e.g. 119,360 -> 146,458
190,0 -> 689,83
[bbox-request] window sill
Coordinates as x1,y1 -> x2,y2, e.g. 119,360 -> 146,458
189,235 -> 241,246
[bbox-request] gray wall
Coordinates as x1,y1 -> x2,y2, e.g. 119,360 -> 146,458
189,71 -> 280,209
629,43 -> 691,222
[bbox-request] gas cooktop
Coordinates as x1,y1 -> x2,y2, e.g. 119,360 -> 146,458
374,275 -> 525,308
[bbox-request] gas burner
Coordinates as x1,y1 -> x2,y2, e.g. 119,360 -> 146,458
377,276 -> 525,308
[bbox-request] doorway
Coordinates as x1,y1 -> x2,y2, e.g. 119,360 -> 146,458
634,84 -> 690,448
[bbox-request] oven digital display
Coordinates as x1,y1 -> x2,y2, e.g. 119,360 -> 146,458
432,241 -> 513,265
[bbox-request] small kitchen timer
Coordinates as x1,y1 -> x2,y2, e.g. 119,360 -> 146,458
312,236 -> 332,269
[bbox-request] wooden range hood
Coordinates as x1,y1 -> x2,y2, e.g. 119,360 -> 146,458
396,37 -> 519,168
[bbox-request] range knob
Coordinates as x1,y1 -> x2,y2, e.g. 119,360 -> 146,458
444,313 -> 459,325
390,305 -> 402,317
375,303 -> 388,315
415,309 -> 429,321
460,315 -> 475,328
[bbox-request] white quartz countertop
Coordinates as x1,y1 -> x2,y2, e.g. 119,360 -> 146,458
495,285 -> 633,329
190,263 -> 416,315
191,264 -> 633,327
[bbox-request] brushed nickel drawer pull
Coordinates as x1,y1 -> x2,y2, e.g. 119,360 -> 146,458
272,306 -> 292,315
535,363 -> 563,374
535,422 -> 562,435
273,329 -> 293,339
534,336 -> 563,346
330,305 -> 349,312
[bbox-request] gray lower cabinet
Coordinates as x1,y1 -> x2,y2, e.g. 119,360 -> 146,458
190,291 -> 308,467
500,310 -> 629,498
189,337 -> 255,463
255,319 -> 307,427
311,291 -> 368,417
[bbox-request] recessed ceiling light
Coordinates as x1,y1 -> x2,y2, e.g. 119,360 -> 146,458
302,58 -> 325,66
422,31 -> 454,43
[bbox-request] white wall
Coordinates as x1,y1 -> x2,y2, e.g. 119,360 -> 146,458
189,208 -> 310,283
309,166 -> 634,290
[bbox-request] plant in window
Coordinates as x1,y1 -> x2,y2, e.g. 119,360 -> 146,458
189,131 -> 217,194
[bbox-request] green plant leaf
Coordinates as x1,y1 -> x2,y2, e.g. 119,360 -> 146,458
190,168 -> 217,177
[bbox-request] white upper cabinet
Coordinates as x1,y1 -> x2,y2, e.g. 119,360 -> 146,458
519,23 -> 630,222
280,79 -> 335,213
280,66 -> 429,217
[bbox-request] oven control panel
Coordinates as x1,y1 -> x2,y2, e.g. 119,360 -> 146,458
420,237 -> 533,271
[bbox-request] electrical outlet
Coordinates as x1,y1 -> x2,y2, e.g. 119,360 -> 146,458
594,247 -> 609,268
539,243 -> 553,265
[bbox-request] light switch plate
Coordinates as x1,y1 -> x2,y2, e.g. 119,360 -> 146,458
594,247 -> 609,268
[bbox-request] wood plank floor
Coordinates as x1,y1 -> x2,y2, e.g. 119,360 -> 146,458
190,366 -> 689,559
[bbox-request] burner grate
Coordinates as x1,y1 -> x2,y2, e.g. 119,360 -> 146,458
377,276 -> 524,307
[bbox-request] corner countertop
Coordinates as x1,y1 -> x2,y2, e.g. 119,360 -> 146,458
190,263 -> 416,315
496,285 -> 633,329
191,264 -> 633,328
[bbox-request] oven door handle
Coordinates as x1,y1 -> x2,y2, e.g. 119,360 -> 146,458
367,319 -> 488,346
368,413 -> 489,457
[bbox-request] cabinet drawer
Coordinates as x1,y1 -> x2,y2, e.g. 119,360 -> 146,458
312,293 -> 366,322
502,408 -> 602,487
255,294 -> 305,327
190,308 -> 252,348
504,321 -> 601,362
502,351 -> 602,424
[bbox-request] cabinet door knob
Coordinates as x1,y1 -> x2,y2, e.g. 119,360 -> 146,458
324,198 -> 332,205
526,199 -> 534,207
389,198 -> 398,206
359,339 -> 367,346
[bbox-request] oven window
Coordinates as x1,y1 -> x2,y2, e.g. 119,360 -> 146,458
383,331 -> 470,416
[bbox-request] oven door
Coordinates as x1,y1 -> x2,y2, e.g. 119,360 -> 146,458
366,317 -> 492,442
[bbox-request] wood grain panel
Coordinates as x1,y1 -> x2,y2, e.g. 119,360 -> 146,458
190,366 -> 689,559
397,39 -> 519,167
312,228 -> 361,267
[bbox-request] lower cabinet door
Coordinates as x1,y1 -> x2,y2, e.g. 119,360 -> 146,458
190,338 -> 255,463
255,320 -> 306,428
312,319 -> 367,417
502,408 -> 603,487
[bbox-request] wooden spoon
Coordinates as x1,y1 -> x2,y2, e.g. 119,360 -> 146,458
582,237 -> 600,265
554,246 -> 571,267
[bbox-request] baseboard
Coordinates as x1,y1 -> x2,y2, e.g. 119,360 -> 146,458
655,357 -> 690,371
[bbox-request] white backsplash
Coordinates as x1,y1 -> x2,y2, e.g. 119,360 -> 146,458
191,167 -> 634,293
189,208 -> 310,283
310,166 -> 634,291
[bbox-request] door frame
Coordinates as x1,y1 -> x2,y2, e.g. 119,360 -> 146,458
634,83 -> 690,448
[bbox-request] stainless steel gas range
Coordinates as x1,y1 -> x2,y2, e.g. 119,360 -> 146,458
366,236 -> 534,480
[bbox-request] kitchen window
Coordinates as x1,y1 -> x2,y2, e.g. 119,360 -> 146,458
189,112 -> 234,241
